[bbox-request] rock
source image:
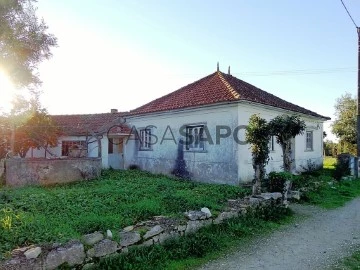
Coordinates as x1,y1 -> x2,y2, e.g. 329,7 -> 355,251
45,241 -> 85,270
248,197 -> 262,206
139,239 -> 154,247
213,211 -> 239,224
184,210 -> 207,221
288,190 -> 301,200
24,246 -> 42,259
82,263 -> 95,270
201,207 -> 212,218
185,220 -> 202,234
177,225 -> 187,232
11,246 -> 31,257
119,231 -> 141,247
143,225 -> 164,239
259,192 -> 282,200
106,229 -> 113,239
159,231 -> 179,243
86,239 -> 118,258
123,225 -> 134,232
82,231 -> 104,246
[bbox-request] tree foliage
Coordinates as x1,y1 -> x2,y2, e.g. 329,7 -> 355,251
269,114 -> 306,172
0,0 -> 57,89
331,92 -> 356,145
245,114 -> 271,195
0,95 -> 60,158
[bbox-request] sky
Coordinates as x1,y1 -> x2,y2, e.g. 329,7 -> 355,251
3,0 -> 360,141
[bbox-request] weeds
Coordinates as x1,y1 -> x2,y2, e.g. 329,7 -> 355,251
0,170 -> 249,259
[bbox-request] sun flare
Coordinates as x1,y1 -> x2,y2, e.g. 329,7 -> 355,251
0,70 -> 15,113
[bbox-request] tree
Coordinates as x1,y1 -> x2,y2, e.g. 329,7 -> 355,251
0,95 -> 60,158
269,115 -> 306,172
0,0 -> 57,89
245,114 -> 271,195
331,93 -> 356,155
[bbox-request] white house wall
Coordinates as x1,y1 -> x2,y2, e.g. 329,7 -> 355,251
127,104 -> 239,185
237,102 -> 325,182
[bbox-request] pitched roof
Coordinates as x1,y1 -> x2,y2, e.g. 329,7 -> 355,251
51,113 -> 130,136
130,71 -> 330,120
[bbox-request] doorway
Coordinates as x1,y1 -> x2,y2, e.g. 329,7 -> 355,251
108,137 -> 124,169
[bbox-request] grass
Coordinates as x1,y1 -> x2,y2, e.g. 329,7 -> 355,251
293,157 -> 360,209
333,248 -> 360,270
0,169 -> 249,259
324,156 -> 337,169
303,179 -> 360,209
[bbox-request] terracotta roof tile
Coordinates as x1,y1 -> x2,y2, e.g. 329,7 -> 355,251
51,113 -> 130,136
130,71 -> 330,120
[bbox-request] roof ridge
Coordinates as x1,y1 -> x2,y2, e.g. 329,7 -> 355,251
217,71 -> 240,99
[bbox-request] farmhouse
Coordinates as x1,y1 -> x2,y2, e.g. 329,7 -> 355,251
29,69 -> 330,184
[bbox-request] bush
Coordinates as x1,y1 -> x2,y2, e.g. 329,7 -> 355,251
333,158 -> 350,181
266,172 -> 292,193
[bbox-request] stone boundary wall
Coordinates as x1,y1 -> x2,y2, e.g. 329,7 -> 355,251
5,158 -> 101,187
1,193 -> 284,270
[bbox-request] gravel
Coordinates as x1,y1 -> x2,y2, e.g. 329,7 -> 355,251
198,198 -> 360,270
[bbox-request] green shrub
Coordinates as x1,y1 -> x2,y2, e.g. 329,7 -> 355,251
266,172 -> 292,193
333,158 -> 350,181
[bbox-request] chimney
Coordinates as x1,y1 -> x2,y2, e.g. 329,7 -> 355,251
228,66 -> 231,75
111,109 -> 118,113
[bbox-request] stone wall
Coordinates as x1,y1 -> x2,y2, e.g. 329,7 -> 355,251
5,158 -> 102,187
1,193 -> 283,270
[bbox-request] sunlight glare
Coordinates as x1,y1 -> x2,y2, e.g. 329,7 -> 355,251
0,70 -> 15,113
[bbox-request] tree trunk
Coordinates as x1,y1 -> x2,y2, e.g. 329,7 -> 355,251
252,164 -> 261,195
281,141 -> 292,172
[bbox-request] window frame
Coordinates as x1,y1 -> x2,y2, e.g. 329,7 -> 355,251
61,140 -> 87,156
184,124 -> 206,152
139,127 -> 152,151
269,135 -> 275,152
305,130 -> 314,151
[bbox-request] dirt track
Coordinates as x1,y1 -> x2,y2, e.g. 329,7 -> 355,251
199,199 -> 360,270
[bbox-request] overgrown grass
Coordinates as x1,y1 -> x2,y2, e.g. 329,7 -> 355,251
293,158 -> 360,209
0,170 -> 249,259
324,156 -> 337,169
333,248 -> 360,270
303,179 -> 360,209
92,204 -> 293,270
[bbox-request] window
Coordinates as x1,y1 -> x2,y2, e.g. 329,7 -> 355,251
306,131 -> 313,151
61,141 -> 86,156
269,136 -> 275,151
185,125 -> 205,151
139,128 -> 152,150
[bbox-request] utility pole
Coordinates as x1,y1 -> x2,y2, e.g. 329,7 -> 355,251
357,27 -> 360,158
356,27 -> 360,178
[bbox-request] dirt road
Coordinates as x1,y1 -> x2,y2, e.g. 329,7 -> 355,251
199,199 -> 360,270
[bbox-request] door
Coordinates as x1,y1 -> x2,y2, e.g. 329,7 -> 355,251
108,137 -> 124,169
